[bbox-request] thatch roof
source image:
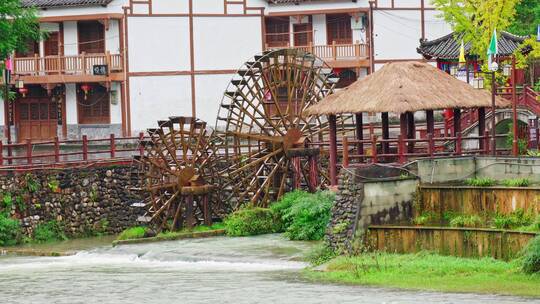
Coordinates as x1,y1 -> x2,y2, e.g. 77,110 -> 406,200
305,61 -> 510,115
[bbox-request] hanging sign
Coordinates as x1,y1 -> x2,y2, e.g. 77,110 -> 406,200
92,64 -> 108,76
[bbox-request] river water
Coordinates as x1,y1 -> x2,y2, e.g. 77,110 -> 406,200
0,234 -> 538,304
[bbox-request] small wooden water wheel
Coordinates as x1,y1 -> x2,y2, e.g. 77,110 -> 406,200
214,48 -> 352,208
135,116 -> 219,231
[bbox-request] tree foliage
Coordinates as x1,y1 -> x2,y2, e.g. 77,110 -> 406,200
508,0 -> 540,36
431,0 -> 520,61
0,0 -> 42,61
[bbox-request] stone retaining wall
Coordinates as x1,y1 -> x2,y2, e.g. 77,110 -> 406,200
0,164 -> 144,237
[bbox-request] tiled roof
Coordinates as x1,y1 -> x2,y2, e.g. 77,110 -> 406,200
21,0 -> 113,9
417,31 -> 528,60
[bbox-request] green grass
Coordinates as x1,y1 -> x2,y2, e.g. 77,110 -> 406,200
33,221 -> 67,243
304,252 -> 540,297
413,211 -> 439,225
449,214 -> 483,228
502,178 -> 531,187
158,222 -> 225,238
116,226 -> 148,240
464,177 -> 496,187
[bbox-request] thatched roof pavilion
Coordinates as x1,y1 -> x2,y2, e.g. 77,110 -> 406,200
305,61 -> 509,115
305,61 -> 510,185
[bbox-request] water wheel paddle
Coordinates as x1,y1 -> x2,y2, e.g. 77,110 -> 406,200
214,48 -> 351,208
135,116 -> 220,231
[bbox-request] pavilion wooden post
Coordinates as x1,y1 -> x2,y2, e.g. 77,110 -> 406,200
328,114 -> 338,186
478,107 -> 486,151
426,110 -> 434,137
399,113 -> 408,160
453,108 -> 461,154
381,112 -> 390,156
406,112 -> 415,153
355,113 -> 364,158
453,108 -> 461,135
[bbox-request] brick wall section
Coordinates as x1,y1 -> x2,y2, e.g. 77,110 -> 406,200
0,165 -> 144,237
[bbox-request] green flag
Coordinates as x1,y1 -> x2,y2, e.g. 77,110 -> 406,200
487,29 -> 498,56
487,29 -> 497,69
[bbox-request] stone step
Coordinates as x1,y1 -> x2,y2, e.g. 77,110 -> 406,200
137,216 -> 152,223
131,201 -> 146,208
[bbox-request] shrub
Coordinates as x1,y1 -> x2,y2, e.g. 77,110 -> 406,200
33,220 -> 67,243
0,213 -> 22,246
464,177 -> 495,187
449,215 -> 483,228
224,207 -> 280,236
502,178 -> 530,187
492,209 -> 534,230
117,226 -> 148,240
413,211 -> 439,225
270,190 -> 310,228
282,191 -> 335,241
522,236 -> 540,274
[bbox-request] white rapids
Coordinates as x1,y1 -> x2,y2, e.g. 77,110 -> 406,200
0,234 -> 537,304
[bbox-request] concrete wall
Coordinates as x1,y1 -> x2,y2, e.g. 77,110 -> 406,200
327,166 -> 418,253
414,156 -> 540,184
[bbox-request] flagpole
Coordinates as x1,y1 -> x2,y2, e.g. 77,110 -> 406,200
511,55 -> 518,156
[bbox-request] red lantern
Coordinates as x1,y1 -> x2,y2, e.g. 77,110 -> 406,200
19,87 -> 28,98
80,84 -> 92,100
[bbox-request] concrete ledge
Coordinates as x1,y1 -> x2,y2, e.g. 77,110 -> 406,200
112,229 -> 226,247
369,225 -> 540,236
0,248 -> 74,257
419,184 -> 540,190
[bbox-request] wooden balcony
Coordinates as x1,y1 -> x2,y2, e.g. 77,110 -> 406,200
265,42 -> 370,68
12,52 -> 124,84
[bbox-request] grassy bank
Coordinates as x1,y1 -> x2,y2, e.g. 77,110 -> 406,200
304,252 -> 540,297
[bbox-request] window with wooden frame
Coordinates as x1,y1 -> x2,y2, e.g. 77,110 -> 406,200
78,21 -> 105,54
265,17 -> 290,47
293,23 -> 312,46
326,14 -> 352,44
77,84 -> 110,124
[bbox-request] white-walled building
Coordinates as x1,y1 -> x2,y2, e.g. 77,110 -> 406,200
1,0 -> 452,142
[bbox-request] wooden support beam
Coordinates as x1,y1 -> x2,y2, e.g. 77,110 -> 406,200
453,108 -> 461,136
426,110 -> 434,136
381,112 -> 389,155
478,107 -> 486,150
406,112 -> 415,153
355,113 -> 364,157
328,114 -> 338,186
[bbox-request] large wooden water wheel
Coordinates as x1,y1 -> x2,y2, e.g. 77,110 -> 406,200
214,48 -> 351,208
135,116 -> 220,231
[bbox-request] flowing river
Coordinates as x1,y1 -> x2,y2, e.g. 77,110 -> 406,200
0,234 -> 538,304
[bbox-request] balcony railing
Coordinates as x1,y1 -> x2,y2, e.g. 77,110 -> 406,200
265,41 -> 369,61
12,52 -> 123,76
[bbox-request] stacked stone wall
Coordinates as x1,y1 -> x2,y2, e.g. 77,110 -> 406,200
0,164 -> 144,237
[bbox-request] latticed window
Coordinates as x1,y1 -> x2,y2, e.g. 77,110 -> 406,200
77,85 -> 110,124
326,14 -> 352,44
266,17 -> 290,47
78,21 -> 105,54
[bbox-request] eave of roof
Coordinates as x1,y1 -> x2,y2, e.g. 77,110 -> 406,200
417,31 -> 528,60
21,0 -> 113,9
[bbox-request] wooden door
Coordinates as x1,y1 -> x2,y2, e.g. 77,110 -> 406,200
293,23 -> 312,47
17,87 -> 58,142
